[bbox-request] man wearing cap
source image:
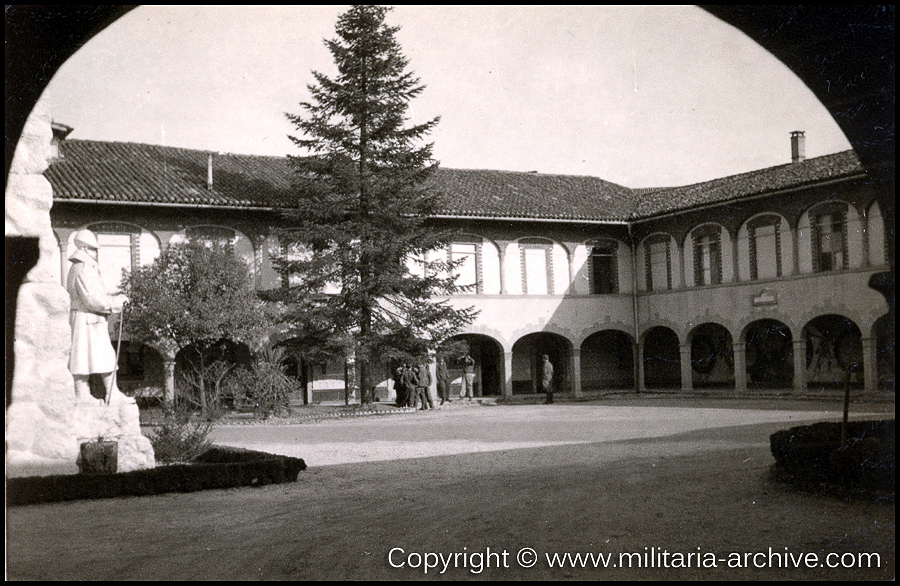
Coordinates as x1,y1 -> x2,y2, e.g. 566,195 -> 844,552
542,354 -> 554,404
67,229 -> 131,405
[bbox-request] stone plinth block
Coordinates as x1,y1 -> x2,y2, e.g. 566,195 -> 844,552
71,394 -> 156,473
6,402 -> 78,461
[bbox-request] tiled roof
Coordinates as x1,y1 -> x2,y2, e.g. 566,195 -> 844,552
428,168 -> 634,221
47,140 -> 296,208
46,139 -> 864,222
631,151 -> 865,218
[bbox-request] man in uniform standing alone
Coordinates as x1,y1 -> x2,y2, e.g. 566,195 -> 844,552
542,354 -> 554,404
463,354 -> 476,401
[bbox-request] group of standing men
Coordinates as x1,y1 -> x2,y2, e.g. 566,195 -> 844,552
393,362 -> 435,410
394,354 -> 479,410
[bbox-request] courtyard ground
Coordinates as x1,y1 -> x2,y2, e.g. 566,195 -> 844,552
6,397 -> 895,580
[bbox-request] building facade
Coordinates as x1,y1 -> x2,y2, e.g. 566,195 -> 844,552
46,129 -> 893,402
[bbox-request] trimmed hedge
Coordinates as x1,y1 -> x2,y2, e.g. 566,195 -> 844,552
770,420 -> 894,500
8,446 -> 306,507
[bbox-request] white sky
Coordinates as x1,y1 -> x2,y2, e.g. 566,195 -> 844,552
44,5 -> 852,188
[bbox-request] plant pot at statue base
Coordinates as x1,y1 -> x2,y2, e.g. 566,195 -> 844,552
79,441 -> 118,475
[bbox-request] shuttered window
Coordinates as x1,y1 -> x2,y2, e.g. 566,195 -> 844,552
692,226 -> 722,287
644,235 -> 671,292
589,241 -> 618,294
812,209 -> 848,272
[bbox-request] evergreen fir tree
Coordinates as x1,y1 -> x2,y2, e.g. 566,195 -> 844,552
280,5 -> 476,404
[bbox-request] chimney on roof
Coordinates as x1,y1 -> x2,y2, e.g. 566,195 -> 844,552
790,130 -> 806,163
207,153 -> 213,190
50,121 -> 74,160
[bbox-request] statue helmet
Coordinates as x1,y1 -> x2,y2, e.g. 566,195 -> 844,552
73,229 -> 99,250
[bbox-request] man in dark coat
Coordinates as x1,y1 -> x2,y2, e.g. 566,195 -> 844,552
437,357 -> 451,405
415,363 -> 433,410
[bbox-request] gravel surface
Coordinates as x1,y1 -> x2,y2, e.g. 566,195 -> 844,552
8,399 -> 894,580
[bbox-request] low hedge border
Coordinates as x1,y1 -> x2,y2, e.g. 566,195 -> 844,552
770,419 -> 894,502
8,446 -> 306,507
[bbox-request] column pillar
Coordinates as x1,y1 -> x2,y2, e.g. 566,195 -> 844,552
680,343 -> 693,392
732,341 -> 747,392
567,249 -> 576,294
570,348 -> 582,398
502,351 -> 513,399
791,226 -> 801,275
58,236 -> 68,287
792,339 -> 807,394
860,213 -> 871,268
731,231 -> 740,283
635,341 -> 645,392
498,247 -> 508,295
163,360 -> 176,406
862,337 -> 877,393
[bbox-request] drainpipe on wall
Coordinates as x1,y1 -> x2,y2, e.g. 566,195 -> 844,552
628,223 -> 641,394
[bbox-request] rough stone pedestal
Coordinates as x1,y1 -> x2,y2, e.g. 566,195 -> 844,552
6,93 -> 154,477
71,394 -> 156,472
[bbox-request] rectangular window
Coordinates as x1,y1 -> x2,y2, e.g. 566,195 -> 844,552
753,224 -> 779,280
524,247 -> 549,294
96,233 -> 132,294
590,245 -> 617,294
697,236 -> 713,285
648,241 -> 669,291
815,213 -> 845,272
451,243 -> 478,292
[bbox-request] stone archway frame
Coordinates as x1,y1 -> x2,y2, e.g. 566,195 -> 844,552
440,331 -> 506,398
578,328 -> 636,393
685,321 -> 735,388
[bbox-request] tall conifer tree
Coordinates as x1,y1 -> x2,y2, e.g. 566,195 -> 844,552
281,5 -> 476,404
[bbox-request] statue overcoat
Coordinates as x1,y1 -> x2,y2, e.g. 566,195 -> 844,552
67,249 -> 119,375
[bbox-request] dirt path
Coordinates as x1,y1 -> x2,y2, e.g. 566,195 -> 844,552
7,401 -> 894,580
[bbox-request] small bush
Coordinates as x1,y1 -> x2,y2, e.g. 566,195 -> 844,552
148,409 -> 214,464
228,350 -> 297,418
770,419 -> 895,498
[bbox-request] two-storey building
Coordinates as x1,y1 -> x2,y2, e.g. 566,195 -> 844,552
45,127 -> 892,402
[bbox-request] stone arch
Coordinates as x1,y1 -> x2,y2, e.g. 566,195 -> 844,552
446,232 -> 502,295
802,314 -> 864,389
580,329 -> 635,391
797,199 -> 864,272
637,232 -> 679,292
67,221 -> 162,292
683,222 -> 733,287
642,325 -> 681,389
439,333 -> 505,397
454,323 -> 510,352
514,237 -> 567,296
687,322 -> 734,389
511,331 -> 572,395
865,200 -> 888,267
640,317 -> 687,344
742,318 -> 794,389
736,212 -> 791,282
172,224 -> 255,274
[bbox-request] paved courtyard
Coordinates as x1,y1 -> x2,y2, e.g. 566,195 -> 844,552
7,398 -> 895,580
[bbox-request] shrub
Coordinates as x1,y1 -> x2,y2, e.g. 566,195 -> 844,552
148,408 -> 214,464
770,419 -> 895,498
228,349 -> 297,418
7,447 -> 307,506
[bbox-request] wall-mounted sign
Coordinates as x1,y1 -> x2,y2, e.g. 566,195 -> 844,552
752,289 -> 778,306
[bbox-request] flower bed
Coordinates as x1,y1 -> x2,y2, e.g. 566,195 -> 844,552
7,446 -> 306,507
770,419 -> 894,501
